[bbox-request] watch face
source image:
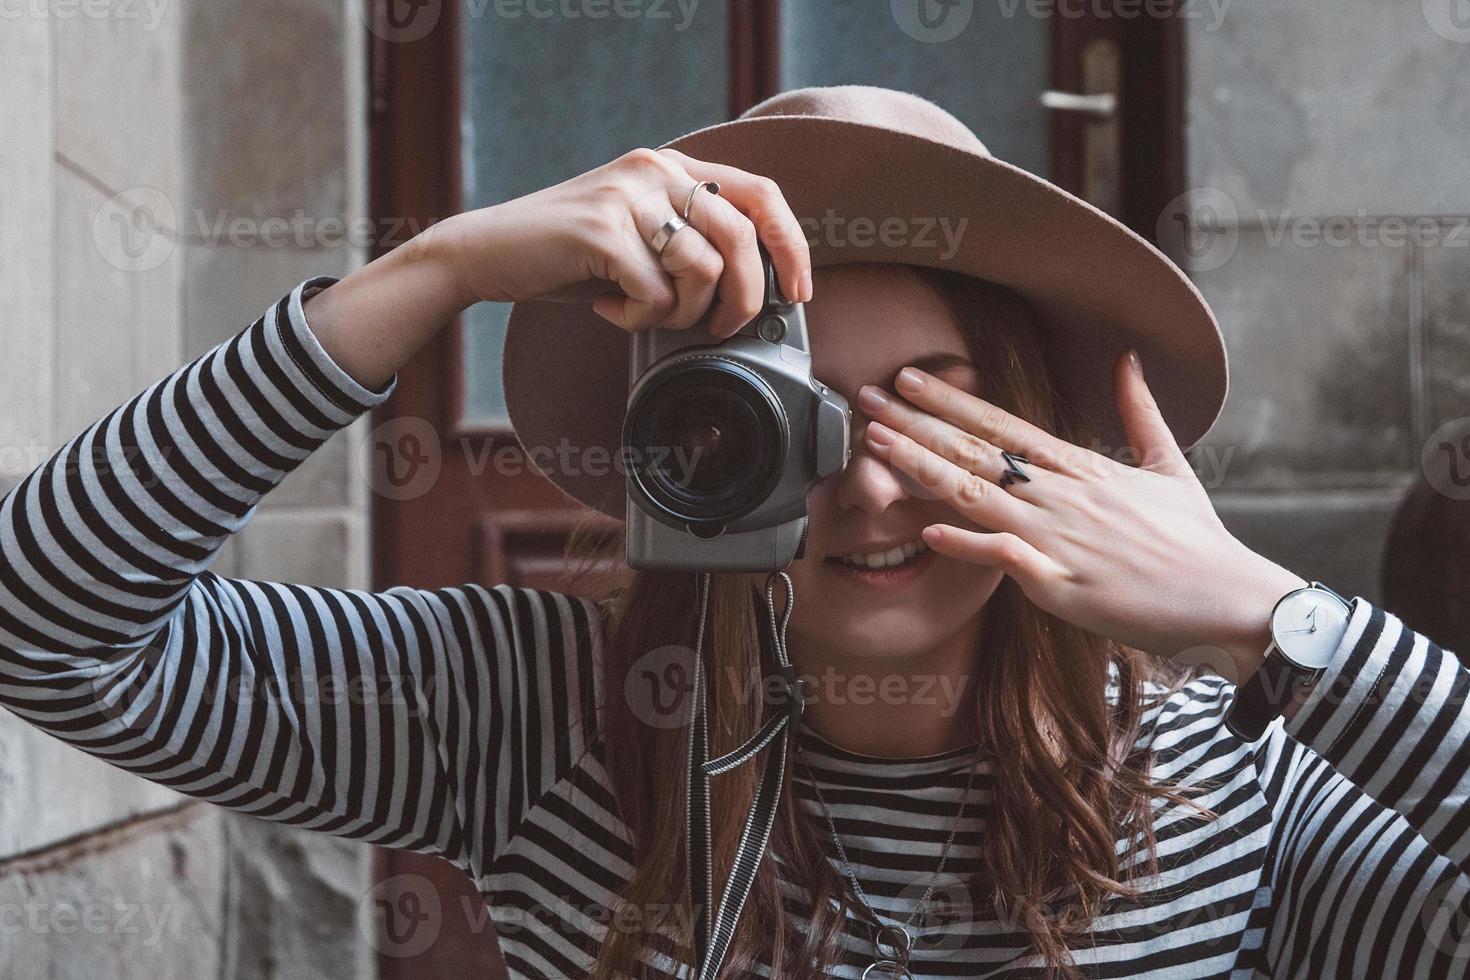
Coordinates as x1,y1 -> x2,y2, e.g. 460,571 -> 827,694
1271,589 -> 1351,670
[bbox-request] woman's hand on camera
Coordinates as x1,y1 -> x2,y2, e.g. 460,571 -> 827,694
436,146 -> 812,337
303,147 -> 812,391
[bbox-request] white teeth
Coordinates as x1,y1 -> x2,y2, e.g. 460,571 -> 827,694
838,539 -> 928,569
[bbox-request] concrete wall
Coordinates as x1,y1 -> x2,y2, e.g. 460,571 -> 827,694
1179,0 -> 1470,606
0,1 -> 377,976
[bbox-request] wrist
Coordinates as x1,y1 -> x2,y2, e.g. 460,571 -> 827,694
400,213 -> 479,317
300,220 -> 475,392
1212,555 -> 1311,686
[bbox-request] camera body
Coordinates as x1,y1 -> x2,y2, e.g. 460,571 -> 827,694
623,250 -> 850,571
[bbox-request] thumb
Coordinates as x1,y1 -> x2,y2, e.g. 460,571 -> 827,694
1117,349 -> 1192,476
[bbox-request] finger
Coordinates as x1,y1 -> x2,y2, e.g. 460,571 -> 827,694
648,187 -> 725,331
621,190 -> 718,331
659,148 -> 813,305
1116,349 -> 1193,476
921,525 -> 1059,583
593,211 -> 681,331
666,180 -> 765,338
864,419 -> 1032,532
893,366 -> 1078,474
856,384 -> 1044,497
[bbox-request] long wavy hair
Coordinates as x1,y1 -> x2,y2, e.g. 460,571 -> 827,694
567,264 -> 1214,978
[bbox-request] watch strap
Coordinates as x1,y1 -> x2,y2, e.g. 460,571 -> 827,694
1225,644 -> 1320,741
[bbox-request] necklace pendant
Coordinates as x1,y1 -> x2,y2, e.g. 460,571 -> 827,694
862,923 -> 913,979
874,923 -> 913,962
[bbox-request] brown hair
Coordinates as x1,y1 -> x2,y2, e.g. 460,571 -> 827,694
572,264 -> 1214,978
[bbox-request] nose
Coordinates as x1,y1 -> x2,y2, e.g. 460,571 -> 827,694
830,418 -> 912,516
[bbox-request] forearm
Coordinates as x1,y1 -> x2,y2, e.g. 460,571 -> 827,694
0,279 -> 390,658
302,217 -> 476,391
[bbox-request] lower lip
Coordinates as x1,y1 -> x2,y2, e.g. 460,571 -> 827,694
823,547 -> 935,592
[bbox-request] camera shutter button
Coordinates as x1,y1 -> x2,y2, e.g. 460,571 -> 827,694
756,314 -> 787,343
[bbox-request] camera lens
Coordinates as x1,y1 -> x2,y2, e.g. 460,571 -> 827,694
624,358 -> 787,525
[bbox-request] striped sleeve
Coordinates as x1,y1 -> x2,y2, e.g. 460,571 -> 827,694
1249,600 -> 1470,974
0,278 -> 603,875
1283,598 -> 1470,872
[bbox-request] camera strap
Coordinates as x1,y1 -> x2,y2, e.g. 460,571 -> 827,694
685,570 -> 803,980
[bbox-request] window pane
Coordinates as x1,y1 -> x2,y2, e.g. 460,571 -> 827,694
780,1 -> 1050,178
459,0 -> 730,427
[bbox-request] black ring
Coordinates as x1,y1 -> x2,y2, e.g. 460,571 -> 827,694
996,451 -> 1031,491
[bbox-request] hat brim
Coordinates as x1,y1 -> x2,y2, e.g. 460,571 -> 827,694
503,114 -> 1227,519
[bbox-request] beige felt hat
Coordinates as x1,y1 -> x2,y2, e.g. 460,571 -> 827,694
502,84 -> 1227,519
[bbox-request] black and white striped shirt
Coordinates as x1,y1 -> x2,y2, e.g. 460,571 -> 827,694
2,278 -> 1468,978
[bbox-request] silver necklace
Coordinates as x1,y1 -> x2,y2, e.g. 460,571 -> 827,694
798,741 -> 982,980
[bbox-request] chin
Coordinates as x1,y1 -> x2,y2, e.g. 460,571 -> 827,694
792,614 -> 944,662
789,560 -> 1004,660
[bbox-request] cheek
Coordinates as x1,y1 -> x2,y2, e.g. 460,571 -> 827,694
915,555 -> 1005,616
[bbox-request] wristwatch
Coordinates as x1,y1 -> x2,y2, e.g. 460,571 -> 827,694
1224,581 -> 1355,741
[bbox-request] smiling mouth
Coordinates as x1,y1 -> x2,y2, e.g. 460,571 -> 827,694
821,545 -> 934,591
826,538 -> 929,570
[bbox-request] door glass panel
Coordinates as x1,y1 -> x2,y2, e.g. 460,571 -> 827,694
459,0 -> 730,427
779,0 -> 1050,178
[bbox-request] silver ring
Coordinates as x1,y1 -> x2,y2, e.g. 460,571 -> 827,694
682,179 -> 720,220
649,213 -> 689,256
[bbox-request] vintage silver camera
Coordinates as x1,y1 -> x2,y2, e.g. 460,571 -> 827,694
623,248 -> 851,571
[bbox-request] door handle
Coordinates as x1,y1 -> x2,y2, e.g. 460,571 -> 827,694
1039,90 -> 1117,118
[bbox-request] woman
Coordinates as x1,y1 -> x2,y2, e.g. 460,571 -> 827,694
1,85 -> 1467,979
